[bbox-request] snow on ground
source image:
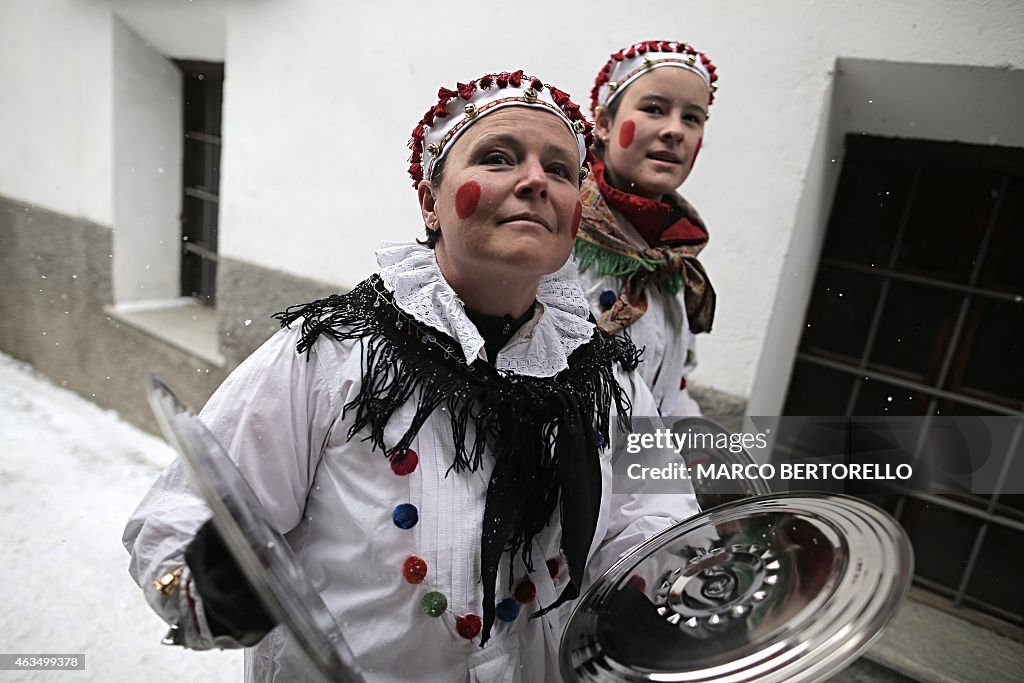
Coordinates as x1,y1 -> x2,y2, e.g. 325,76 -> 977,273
0,353 -> 243,682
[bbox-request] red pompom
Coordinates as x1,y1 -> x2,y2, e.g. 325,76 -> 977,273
455,614 -> 482,640
546,557 -> 560,579
479,75 -> 493,89
509,70 -> 524,87
402,555 -> 428,584
514,578 -> 537,604
437,86 -> 457,99
495,75 -> 508,88
390,448 -> 419,476
456,81 -> 476,100
531,77 -> 543,90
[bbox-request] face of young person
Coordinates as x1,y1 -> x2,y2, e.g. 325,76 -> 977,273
419,108 -> 583,296
596,67 -> 709,200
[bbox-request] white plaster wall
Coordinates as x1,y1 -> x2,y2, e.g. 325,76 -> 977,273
111,17 -> 182,303
0,0 -> 114,225
3,0 -> 1023,400
216,0 -> 1024,400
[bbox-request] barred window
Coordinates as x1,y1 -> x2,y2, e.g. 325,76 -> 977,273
783,134 -> 1024,639
175,60 -> 223,306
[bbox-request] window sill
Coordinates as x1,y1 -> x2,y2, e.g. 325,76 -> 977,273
863,591 -> 1024,683
105,298 -> 226,368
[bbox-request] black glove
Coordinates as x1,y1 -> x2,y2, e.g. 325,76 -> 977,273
185,518 -> 275,644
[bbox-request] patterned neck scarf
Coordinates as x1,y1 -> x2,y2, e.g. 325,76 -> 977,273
595,164 -> 707,248
574,161 -> 716,335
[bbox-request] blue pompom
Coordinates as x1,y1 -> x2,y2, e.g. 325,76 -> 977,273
392,503 -> 419,529
495,597 -> 520,622
598,290 -> 618,311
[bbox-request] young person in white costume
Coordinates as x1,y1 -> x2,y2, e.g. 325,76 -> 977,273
124,68 -> 698,683
575,40 -> 719,417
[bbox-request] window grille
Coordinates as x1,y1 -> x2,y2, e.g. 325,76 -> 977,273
783,134 -> 1024,639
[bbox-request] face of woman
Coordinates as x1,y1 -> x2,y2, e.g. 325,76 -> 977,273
596,67 -> 709,200
419,108 -> 583,287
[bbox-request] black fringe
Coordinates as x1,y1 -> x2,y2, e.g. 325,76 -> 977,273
273,275 -> 641,644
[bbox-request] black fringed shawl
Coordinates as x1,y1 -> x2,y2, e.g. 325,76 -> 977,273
273,275 -> 640,645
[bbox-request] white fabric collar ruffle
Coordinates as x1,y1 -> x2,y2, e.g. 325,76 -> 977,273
376,241 -> 595,378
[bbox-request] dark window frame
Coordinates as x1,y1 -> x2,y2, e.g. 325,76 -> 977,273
783,134 -> 1024,640
175,59 -> 223,306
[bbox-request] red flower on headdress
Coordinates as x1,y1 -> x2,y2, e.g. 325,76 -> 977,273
549,87 -> 571,107
408,70 -> 594,189
591,41 -> 719,114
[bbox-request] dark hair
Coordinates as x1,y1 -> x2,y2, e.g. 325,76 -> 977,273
590,97 -> 623,161
417,153 -> 448,249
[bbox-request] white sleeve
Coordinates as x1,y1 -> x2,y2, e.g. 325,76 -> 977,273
121,323 -> 344,649
585,366 -> 700,584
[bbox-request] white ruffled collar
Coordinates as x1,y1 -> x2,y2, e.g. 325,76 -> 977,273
376,242 -> 595,378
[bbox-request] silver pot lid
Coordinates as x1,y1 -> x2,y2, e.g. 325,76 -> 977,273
147,376 -> 365,683
560,494 -> 913,683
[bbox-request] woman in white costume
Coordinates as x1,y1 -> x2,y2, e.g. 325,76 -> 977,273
124,68 -> 698,683
575,40 -> 719,417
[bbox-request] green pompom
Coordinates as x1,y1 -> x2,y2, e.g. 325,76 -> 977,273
421,591 -> 447,617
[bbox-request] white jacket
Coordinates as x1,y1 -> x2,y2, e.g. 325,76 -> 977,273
576,211 -> 702,418
123,243 -> 699,683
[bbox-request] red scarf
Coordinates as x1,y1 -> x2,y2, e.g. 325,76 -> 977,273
573,162 -> 716,335
593,162 -> 707,247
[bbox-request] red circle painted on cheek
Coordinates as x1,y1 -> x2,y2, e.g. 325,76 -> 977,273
618,120 -> 636,149
690,137 -> 703,169
571,201 -> 582,238
455,181 -> 481,219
